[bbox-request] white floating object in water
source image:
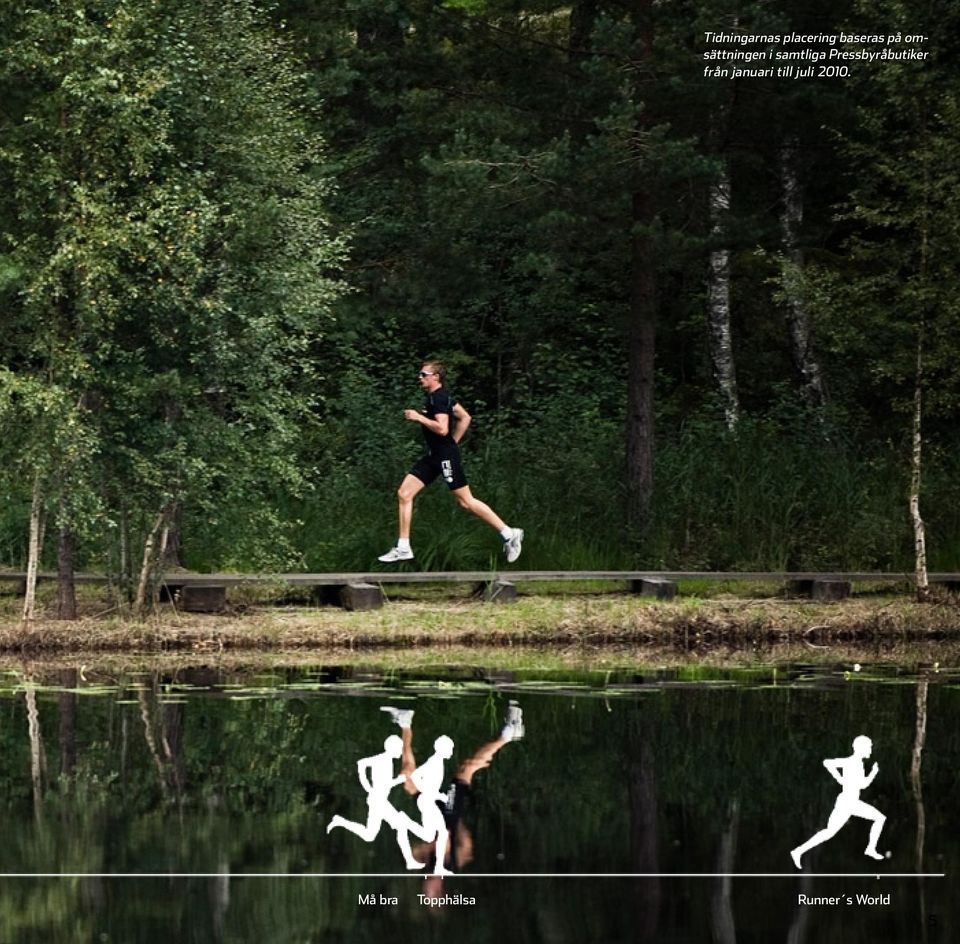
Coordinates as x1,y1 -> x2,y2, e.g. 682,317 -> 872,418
853,664 -> 861,672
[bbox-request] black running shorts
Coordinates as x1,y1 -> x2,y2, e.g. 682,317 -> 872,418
409,450 -> 468,490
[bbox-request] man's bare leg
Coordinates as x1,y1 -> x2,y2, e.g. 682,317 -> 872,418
400,725 -> 418,796
398,474 -> 425,540
379,476 -> 424,562
452,485 -> 506,530
451,486 -> 524,562
454,739 -> 509,786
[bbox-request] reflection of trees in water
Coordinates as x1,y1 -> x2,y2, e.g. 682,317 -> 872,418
136,677 -> 186,805
786,873 -> 814,944
710,799 -> 737,944
912,676 -> 929,944
59,669 -> 78,780
912,676 -> 928,872
24,685 -> 46,822
627,725 -> 660,941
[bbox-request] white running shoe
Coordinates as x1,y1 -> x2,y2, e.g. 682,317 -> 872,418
380,706 -> 414,728
503,528 -> 524,564
378,546 -> 414,562
500,700 -> 524,741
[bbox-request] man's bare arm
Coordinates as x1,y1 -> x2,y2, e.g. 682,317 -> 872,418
452,403 -> 471,443
404,409 -> 449,436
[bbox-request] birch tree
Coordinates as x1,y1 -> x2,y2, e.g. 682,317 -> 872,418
778,137 -> 826,410
707,160 -> 739,430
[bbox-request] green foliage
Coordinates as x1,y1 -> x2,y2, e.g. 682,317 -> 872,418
2,0 -> 959,575
0,0 -> 345,573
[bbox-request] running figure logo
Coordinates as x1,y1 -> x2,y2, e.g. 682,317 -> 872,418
791,735 -> 888,869
326,729 -> 457,876
325,735 -> 424,870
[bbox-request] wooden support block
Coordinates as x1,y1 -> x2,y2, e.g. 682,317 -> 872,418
159,583 -> 184,603
631,578 -> 677,600
785,579 -> 815,597
339,582 -> 383,611
811,579 -> 850,602
475,579 -> 517,604
311,585 -> 344,606
180,584 -> 227,613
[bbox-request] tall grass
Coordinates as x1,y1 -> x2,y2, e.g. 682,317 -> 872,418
2,402 -> 958,575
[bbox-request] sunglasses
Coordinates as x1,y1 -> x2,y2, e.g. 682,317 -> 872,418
418,370 -> 436,378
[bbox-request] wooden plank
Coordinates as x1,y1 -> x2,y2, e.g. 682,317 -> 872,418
1,569 -> 956,587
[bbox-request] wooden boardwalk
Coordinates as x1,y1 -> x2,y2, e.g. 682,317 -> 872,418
3,568 -> 956,611
2,569 -> 958,587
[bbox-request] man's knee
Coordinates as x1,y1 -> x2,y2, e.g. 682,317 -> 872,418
454,492 -> 472,510
399,484 -> 418,502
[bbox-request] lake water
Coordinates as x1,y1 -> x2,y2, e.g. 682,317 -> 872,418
0,660 -> 955,942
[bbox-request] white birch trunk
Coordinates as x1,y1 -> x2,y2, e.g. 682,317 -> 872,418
138,686 -> 170,801
708,162 -> 739,430
25,686 -> 47,821
710,798 -> 738,944
22,475 -> 46,622
911,677 -> 928,873
779,139 -> 826,409
910,328 -> 929,598
135,508 -> 170,614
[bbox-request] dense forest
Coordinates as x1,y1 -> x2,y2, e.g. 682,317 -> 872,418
1,0 -> 959,614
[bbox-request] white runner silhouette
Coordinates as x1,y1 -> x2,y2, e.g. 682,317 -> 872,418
326,734 -> 423,870
791,735 -> 887,868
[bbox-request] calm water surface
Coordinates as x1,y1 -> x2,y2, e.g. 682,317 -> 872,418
0,661 -> 956,942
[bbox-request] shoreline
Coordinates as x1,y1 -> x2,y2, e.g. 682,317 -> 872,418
2,595 -> 958,661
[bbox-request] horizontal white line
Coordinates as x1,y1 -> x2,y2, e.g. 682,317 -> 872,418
0,873 -> 946,879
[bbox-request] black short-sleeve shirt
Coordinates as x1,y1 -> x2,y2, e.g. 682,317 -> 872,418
421,388 -> 456,453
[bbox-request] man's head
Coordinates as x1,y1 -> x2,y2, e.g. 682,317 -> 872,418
418,360 -> 445,392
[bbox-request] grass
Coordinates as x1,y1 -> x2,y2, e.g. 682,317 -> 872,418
1,581 -> 959,658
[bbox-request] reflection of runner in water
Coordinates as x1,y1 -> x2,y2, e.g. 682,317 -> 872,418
791,735 -> 886,869
326,734 -> 423,870
381,701 -> 524,883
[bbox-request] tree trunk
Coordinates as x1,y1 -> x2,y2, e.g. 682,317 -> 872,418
135,507 -> 172,614
569,0 -> 598,63
779,138 -> 826,409
786,873 -> 814,944
627,734 -> 660,940
911,677 -> 928,873
910,325 -> 928,599
22,475 -> 46,622
25,686 -> 47,822
159,501 -> 186,570
911,171 -> 931,601
59,668 -> 78,780
57,523 -> 77,620
138,684 -> 171,801
119,503 -> 132,603
626,1 -> 656,533
708,160 -> 738,429
710,800 -> 738,944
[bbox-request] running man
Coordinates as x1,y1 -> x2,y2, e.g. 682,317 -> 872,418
790,735 -> 887,869
378,360 -> 523,563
